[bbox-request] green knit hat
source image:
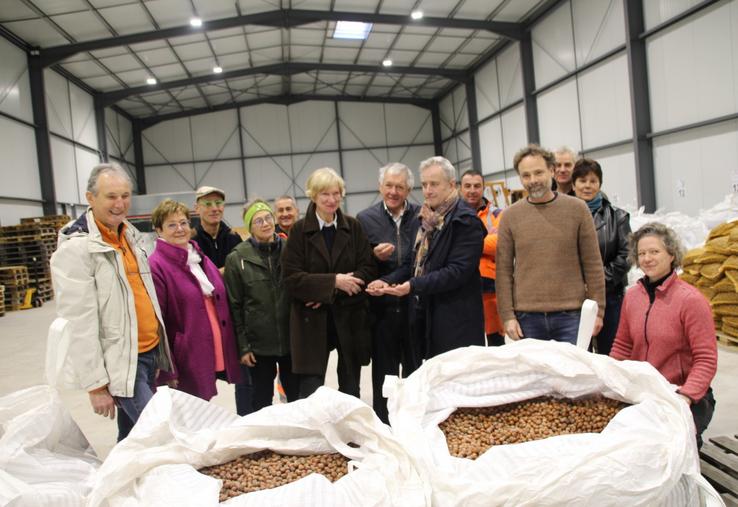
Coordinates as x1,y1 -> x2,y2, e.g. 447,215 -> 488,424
243,202 -> 274,231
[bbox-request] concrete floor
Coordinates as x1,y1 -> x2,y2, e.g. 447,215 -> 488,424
1,301 -> 735,460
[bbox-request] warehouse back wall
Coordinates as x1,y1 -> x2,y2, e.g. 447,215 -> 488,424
1,0 -> 737,224
141,101 -> 434,224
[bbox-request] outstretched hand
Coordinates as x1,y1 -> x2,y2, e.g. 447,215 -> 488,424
366,279 -> 388,296
381,281 -> 411,297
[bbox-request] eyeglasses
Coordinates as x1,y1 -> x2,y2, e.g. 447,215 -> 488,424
200,199 -> 225,208
164,220 -> 190,231
252,215 -> 275,227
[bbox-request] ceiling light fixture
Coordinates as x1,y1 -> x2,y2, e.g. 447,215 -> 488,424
411,10 -> 424,20
190,17 -> 202,27
213,66 -> 223,74
382,58 -> 393,67
333,21 -> 373,40
146,77 -> 157,85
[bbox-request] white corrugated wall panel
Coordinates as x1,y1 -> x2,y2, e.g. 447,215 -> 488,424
0,116 -> 40,199
577,54 -> 632,150
532,1 -> 575,89
0,37 -> 33,123
537,78 -> 582,152
653,120 -> 738,216
647,1 -> 738,132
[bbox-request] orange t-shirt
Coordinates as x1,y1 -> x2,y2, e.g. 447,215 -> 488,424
96,219 -> 160,353
203,296 -> 225,372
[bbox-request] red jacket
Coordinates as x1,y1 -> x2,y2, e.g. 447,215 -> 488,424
610,271 -> 717,401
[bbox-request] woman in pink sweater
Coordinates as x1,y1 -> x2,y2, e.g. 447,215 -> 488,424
611,222 -> 717,448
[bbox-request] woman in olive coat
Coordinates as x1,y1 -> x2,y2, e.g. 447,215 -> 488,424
281,167 -> 377,399
224,199 -> 297,411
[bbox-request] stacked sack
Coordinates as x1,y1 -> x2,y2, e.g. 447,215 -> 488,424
680,220 -> 738,339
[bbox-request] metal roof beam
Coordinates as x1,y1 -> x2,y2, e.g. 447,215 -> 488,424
39,8 -> 522,67
99,62 -> 465,107
140,93 -> 433,129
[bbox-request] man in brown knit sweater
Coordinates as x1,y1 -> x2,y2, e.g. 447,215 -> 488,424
496,144 -> 605,344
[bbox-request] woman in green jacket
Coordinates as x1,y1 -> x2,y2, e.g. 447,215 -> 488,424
224,199 -> 297,411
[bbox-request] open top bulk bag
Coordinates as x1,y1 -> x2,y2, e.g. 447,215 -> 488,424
87,386 -> 428,507
385,340 -> 723,507
0,385 -> 100,507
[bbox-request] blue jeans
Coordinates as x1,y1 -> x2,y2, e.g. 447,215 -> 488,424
595,293 -> 623,355
235,364 -> 254,416
516,310 -> 580,345
115,348 -> 157,442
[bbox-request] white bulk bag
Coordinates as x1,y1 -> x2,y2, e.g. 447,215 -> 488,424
0,385 -> 100,507
385,340 -> 723,507
44,317 -> 81,390
87,386 -> 428,507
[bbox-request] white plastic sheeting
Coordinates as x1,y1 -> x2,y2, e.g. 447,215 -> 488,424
86,386 -> 429,507
385,340 -> 724,507
0,385 -> 100,506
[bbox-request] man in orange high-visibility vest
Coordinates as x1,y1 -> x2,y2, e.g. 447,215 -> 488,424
460,170 -> 504,346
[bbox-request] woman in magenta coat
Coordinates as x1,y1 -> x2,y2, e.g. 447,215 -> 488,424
148,199 -> 242,400
610,222 -> 717,448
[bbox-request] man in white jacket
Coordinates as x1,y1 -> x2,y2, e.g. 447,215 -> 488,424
51,163 -> 172,441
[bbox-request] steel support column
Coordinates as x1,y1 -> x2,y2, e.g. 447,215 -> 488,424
236,108 -> 248,200
465,77 -> 482,170
132,120 -> 147,194
28,54 -> 56,215
520,31 -> 540,145
94,96 -> 108,162
624,0 -> 656,212
431,101 -> 443,155
334,101 -> 345,179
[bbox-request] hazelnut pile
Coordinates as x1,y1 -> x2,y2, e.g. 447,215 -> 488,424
440,396 -> 628,459
199,450 -> 351,501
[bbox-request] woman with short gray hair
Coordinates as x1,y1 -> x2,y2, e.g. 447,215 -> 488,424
610,222 -> 717,448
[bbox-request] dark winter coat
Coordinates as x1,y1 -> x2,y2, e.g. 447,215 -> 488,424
281,203 -> 378,375
357,201 -> 420,310
592,197 -> 631,296
385,198 -> 486,357
223,237 -> 290,358
192,222 -> 242,268
149,239 -> 242,400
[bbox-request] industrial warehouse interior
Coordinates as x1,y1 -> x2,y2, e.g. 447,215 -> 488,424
0,0 -> 737,505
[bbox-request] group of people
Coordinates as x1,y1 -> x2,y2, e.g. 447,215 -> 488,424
50,143 -> 717,447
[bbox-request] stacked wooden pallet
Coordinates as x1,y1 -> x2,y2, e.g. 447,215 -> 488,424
0,223 -> 56,303
20,214 -> 71,233
0,284 -> 5,317
700,434 -> 738,506
0,266 -> 29,312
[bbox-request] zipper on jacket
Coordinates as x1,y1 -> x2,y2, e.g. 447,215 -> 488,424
643,300 -> 654,358
266,252 -> 288,356
112,250 -> 135,395
395,219 -> 402,266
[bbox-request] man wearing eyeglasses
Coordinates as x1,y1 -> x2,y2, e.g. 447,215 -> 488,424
192,186 -> 243,274
192,185 -> 252,415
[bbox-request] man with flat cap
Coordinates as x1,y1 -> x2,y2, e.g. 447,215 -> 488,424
193,185 -> 242,273
192,185 -> 251,415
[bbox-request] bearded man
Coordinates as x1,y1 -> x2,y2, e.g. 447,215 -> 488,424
496,144 -> 605,344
